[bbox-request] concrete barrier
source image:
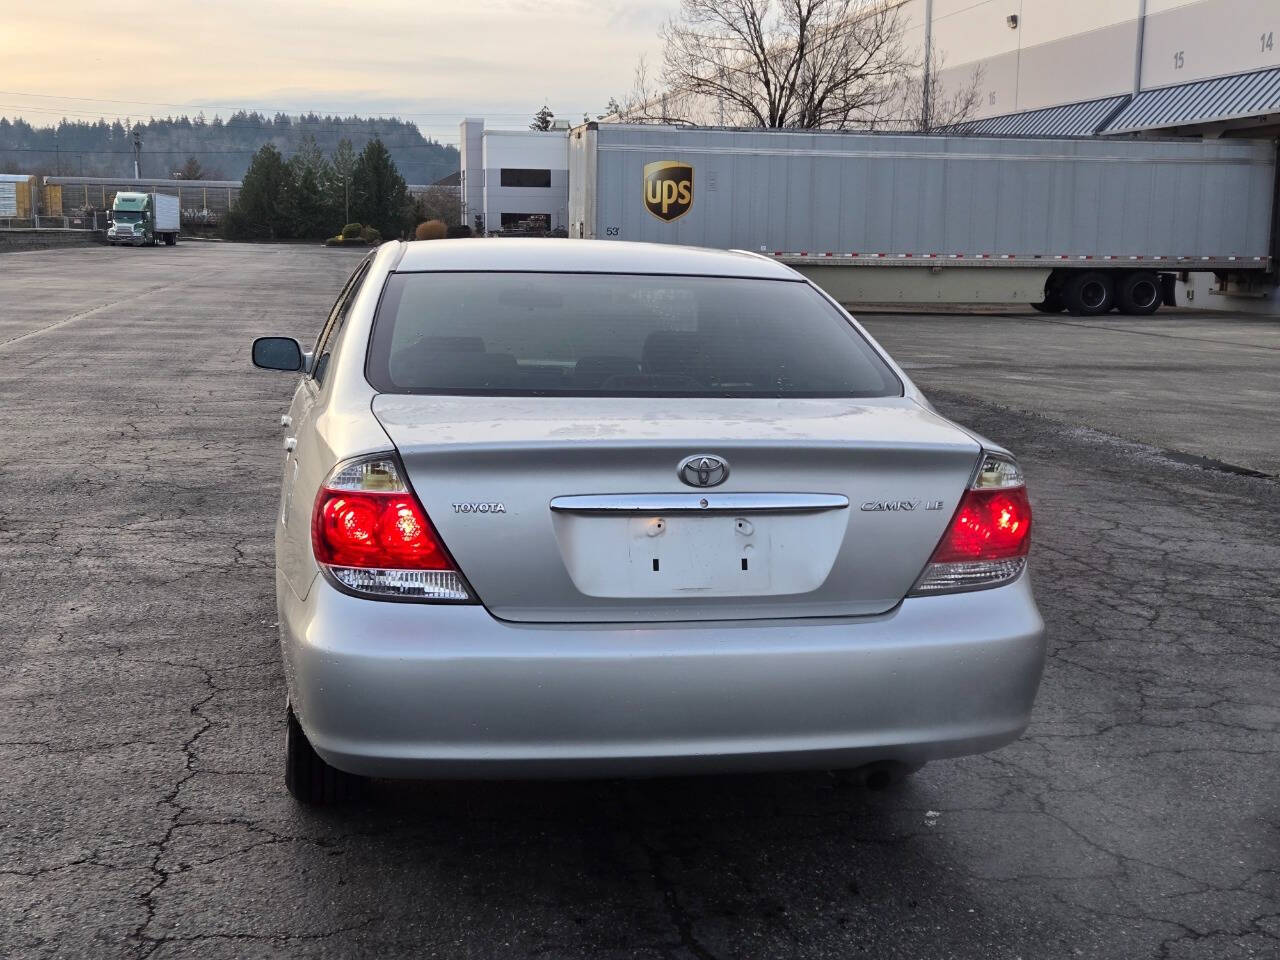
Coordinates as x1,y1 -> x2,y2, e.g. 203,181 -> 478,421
0,229 -> 105,252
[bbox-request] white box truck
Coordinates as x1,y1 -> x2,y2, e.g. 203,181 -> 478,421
568,123 -> 1277,314
107,191 -> 180,247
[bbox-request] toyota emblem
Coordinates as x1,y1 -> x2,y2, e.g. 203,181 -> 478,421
678,454 -> 729,488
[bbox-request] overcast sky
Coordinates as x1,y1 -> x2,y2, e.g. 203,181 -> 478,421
0,0 -> 680,146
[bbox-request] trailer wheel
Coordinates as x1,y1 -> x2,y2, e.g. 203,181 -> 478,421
1116,271 -> 1161,315
1063,271 -> 1115,316
165,233 -> 177,246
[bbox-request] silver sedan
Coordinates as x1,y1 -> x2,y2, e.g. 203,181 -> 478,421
252,239 -> 1045,805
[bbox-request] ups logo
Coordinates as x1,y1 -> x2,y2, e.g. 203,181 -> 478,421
643,160 -> 693,222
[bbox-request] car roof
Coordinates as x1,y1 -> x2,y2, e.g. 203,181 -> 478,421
393,238 -> 799,279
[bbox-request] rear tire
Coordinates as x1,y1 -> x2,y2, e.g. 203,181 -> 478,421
285,706 -> 363,805
164,233 -> 176,246
1062,271 -> 1115,316
1116,270 -> 1161,315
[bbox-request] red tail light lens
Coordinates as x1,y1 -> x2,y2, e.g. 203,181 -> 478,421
314,492 -> 450,569
311,455 -> 472,602
927,487 -> 1032,564
910,452 -> 1032,596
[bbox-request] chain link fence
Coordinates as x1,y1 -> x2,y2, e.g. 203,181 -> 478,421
0,212 -> 110,231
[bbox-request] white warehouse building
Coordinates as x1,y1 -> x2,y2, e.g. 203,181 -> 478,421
911,0 -> 1280,312
914,0 -> 1278,139
459,118 -> 569,235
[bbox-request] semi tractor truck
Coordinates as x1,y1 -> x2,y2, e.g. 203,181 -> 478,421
568,123 -> 1277,314
107,191 -> 180,247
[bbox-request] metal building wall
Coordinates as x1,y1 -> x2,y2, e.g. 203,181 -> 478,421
480,130 -> 569,233
459,118 -> 485,228
931,0 -> 1279,123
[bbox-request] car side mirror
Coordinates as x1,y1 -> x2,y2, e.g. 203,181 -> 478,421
252,336 -> 304,371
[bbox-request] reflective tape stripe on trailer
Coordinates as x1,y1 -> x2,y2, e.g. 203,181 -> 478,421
766,252 -> 1267,264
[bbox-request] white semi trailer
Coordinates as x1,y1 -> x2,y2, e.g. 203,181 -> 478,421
568,124 -> 1277,314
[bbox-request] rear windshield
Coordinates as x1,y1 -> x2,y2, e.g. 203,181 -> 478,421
366,272 -> 901,398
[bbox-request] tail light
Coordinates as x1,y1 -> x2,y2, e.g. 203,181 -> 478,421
910,452 -> 1032,596
312,454 -> 473,602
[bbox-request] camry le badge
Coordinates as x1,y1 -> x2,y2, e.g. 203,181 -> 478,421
678,454 -> 729,488
861,500 -> 945,512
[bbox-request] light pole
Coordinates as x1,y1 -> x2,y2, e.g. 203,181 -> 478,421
922,0 -> 933,131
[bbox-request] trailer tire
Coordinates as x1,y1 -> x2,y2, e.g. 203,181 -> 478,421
1116,271 -> 1161,315
164,233 -> 176,246
1063,271 -> 1115,316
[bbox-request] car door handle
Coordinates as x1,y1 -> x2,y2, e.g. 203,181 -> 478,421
280,414 -> 292,428
283,436 -> 296,452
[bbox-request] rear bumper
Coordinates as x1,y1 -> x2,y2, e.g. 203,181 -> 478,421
278,571 -> 1046,778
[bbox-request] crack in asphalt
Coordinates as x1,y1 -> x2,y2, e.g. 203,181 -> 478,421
620,784 -> 724,960
2,247 -> 1277,960
130,666 -> 219,960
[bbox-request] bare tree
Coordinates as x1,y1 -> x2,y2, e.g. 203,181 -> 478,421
888,44 -> 985,132
612,55 -> 700,124
411,185 -> 461,225
644,0 -> 911,129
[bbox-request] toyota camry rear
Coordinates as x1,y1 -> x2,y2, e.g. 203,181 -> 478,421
252,239 -> 1045,805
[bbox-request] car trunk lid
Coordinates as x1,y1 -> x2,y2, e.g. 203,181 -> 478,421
373,394 -> 981,623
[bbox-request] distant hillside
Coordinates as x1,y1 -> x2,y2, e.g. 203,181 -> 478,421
0,112 -> 459,184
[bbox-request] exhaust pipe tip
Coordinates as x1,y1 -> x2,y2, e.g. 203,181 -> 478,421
843,760 -> 923,791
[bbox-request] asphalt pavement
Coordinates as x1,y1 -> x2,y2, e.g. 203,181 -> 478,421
1,243 -> 1277,959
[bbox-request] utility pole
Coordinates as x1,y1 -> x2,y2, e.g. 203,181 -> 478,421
132,126 -> 143,180
921,0 -> 934,131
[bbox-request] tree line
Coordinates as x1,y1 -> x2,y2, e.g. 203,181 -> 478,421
224,136 -> 458,243
0,112 -> 458,184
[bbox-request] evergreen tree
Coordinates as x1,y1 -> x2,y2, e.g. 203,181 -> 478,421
173,156 -> 205,180
350,138 -> 409,240
530,104 -> 555,131
223,144 -> 295,240
289,135 -> 336,237
290,165 -> 331,239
